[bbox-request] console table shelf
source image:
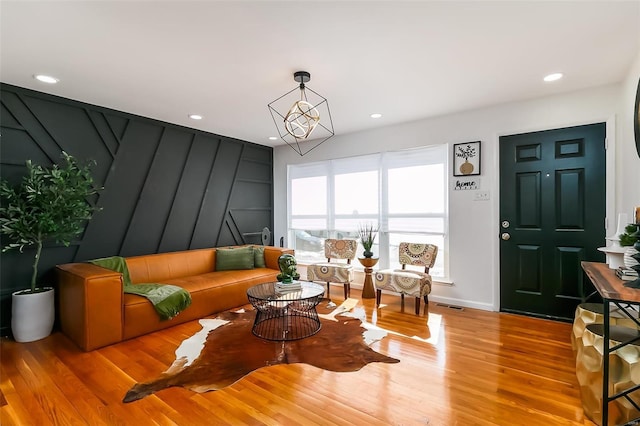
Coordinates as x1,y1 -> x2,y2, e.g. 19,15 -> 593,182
581,261 -> 640,426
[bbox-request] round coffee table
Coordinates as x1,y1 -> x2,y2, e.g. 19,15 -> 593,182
247,281 -> 325,341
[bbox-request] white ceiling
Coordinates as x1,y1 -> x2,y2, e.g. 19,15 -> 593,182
1,1 -> 639,148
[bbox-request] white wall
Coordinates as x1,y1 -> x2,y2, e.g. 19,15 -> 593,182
618,53 -> 640,221
274,64 -> 639,311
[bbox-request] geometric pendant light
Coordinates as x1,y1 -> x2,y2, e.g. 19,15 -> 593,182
268,71 -> 335,156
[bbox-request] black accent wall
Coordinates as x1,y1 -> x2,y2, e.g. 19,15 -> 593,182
0,84 -> 274,336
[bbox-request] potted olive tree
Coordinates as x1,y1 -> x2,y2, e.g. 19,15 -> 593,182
0,152 -> 101,342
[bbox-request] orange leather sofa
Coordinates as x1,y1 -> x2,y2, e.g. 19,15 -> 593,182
56,246 -> 293,351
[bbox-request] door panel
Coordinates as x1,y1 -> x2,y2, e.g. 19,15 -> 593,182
500,123 -> 606,320
556,246 -> 585,299
516,172 -> 541,227
516,245 -> 541,293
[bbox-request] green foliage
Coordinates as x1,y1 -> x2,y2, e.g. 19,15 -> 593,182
619,224 -> 640,247
358,223 -> 379,251
0,152 -> 102,292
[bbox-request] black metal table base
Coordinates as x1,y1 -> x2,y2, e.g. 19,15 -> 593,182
252,306 -> 321,341
247,282 -> 325,341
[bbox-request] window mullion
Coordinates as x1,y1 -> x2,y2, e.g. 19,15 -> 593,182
328,160 -> 335,237
379,159 -> 389,269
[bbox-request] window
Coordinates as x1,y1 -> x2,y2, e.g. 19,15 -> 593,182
288,145 -> 448,278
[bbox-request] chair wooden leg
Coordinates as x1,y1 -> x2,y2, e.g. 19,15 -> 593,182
326,282 -> 330,298
343,283 -> 350,299
401,293 -> 405,311
424,295 -> 429,307
415,297 -> 421,315
376,289 -> 382,306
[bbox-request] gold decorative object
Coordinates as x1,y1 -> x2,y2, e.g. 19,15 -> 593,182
572,303 -> 639,351
575,323 -> 640,425
284,100 -> 319,139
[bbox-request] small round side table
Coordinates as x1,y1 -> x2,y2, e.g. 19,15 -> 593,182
246,281 -> 325,341
358,257 -> 379,299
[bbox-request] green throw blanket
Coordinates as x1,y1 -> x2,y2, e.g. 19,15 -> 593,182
89,256 -> 192,321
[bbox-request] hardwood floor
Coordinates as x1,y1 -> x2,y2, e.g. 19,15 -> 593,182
1,287 -> 594,425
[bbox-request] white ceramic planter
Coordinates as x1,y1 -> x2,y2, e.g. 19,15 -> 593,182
598,246 -> 627,269
11,287 -> 55,343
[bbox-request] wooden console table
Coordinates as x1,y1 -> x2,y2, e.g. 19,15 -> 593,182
581,261 -> 640,425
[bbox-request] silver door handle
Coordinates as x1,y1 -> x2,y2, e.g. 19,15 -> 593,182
501,233 -> 511,241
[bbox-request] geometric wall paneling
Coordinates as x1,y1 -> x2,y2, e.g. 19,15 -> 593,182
87,110 -> 121,158
20,94 -> 115,185
0,83 -> 273,335
231,180 -> 272,209
555,168 -> 585,230
221,213 -> 246,246
231,146 -> 273,246
515,244 -> 542,294
242,144 -> 272,163
75,120 -> 166,260
0,98 -> 52,170
190,139 -> 243,249
230,209 -> 273,244
158,135 -> 219,253
0,126 -> 51,174
104,113 -> 130,142
237,156 -> 272,182
0,100 -> 21,128
515,172 -> 541,228
555,246 -> 585,300
1,91 -> 63,165
119,127 -> 194,257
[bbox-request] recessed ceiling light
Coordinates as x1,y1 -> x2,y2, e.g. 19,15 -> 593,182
188,114 -> 203,120
34,74 -> 59,84
268,136 -> 278,141
370,113 -> 383,119
543,73 -> 563,82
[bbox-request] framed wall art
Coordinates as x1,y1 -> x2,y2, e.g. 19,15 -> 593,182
453,141 -> 481,176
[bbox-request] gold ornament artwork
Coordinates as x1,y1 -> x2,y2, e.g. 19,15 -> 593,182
284,100 -> 319,139
455,144 -> 477,175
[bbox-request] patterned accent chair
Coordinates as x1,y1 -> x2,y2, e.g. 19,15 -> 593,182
374,242 -> 438,315
307,239 -> 358,299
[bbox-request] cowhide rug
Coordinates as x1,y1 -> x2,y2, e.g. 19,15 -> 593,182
124,299 -> 399,402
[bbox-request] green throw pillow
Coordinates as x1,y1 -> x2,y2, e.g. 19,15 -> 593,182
253,246 -> 266,268
216,246 -> 255,271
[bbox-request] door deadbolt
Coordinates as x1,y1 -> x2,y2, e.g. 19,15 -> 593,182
501,233 -> 511,241
501,221 -> 510,228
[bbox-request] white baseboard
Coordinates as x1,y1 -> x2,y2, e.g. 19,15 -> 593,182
427,295 -> 494,312
342,281 -> 494,312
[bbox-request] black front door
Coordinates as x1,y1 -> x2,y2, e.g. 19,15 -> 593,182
499,123 -> 606,320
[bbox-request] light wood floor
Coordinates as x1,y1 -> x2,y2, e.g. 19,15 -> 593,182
1,287 -> 594,426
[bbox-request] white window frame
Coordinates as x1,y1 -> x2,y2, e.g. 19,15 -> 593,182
287,144 -> 448,279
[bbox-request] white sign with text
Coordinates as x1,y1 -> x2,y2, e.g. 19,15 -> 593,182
452,178 -> 480,191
